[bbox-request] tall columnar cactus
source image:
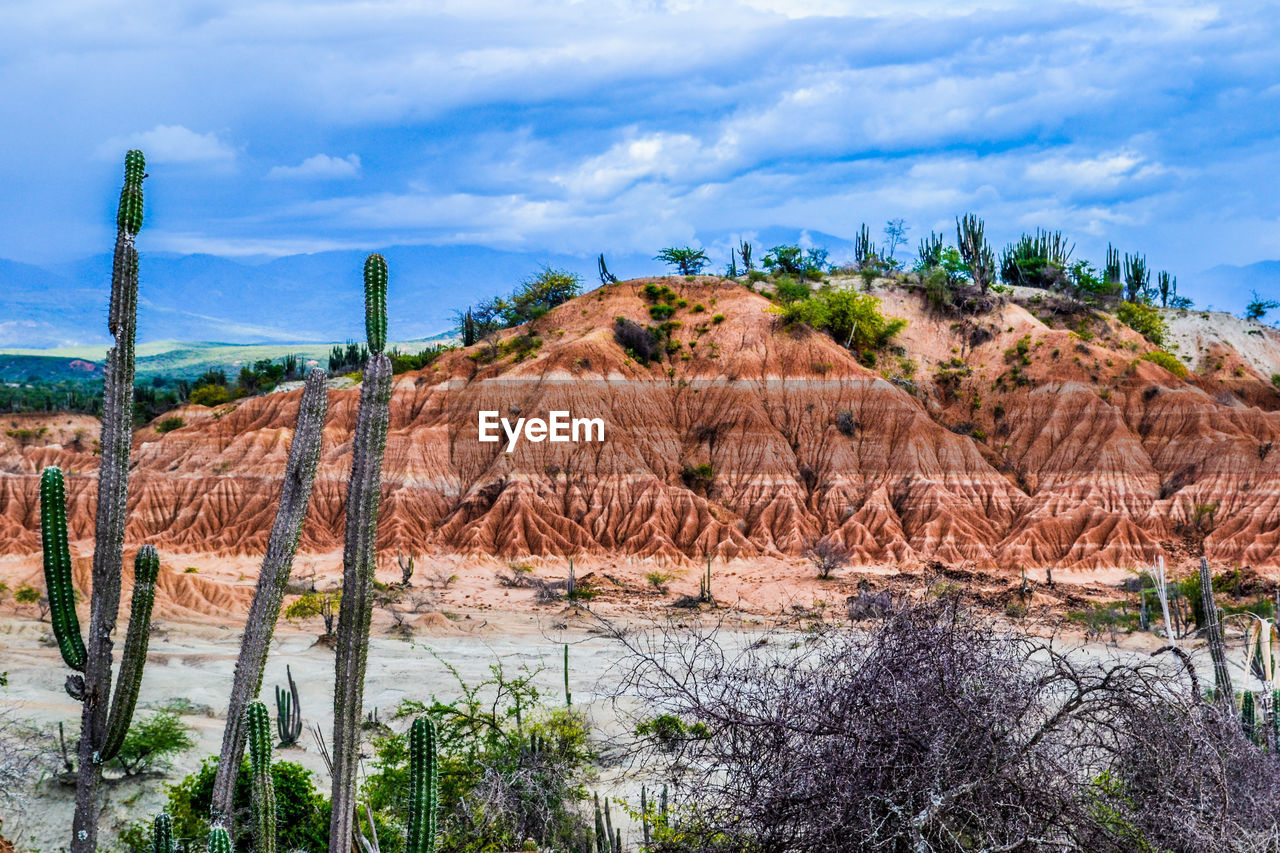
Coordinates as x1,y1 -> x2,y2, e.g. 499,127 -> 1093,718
956,213 -> 995,293
406,717 -> 439,853
45,149 -> 158,853
246,701 -> 277,853
211,369 -> 328,826
329,256 -> 395,853
41,466 -> 85,670
1199,557 -> 1235,713
364,254 -> 388,355
275,664 -> 302,747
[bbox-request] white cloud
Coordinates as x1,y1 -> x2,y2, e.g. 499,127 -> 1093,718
267,153 -> 361,180
96,125 -> 236,164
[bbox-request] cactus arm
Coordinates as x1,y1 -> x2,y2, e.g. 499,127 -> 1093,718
406,717 -> 439,853
41,466 -> 86,671
246,701 -> 278,853
151,813 -> 174,853
71,150 -> 146,853
328,257 -> 394,853
99,545 -> 159,762
211,369 -> 328,825
364,254 -> 388,355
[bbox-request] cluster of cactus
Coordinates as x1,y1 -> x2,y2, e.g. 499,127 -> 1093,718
592,794 -> 622,853
41,151 -> 160,853
1104,243 -> 1121,284
916,231 -> 944,270
1123,252 -> 1149,302
998,229 -> 1074,288
852,223 -> 874,269
1157,270 -> 1176,308
956,213 -> 995,292
329,253 -> 396,853
738,239 -> 753,272
639,784 -> 670,849
698,557 -> 714,605
275,665 -> 302,747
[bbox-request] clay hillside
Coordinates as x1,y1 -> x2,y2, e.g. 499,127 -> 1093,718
2,275 -> 1279,576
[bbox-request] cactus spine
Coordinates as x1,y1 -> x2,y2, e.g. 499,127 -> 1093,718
41,466 -> 85,671
211,369 -> 328,826
151,813 -> 174,853
406,717 -> 439,853
329,256 -> 395,853
246,701 -> 277,853
275,664 -> 302,747
53,150 -> 157,853
364,254 -> 388,355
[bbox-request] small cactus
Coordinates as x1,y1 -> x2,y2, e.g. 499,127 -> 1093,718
208,826 -> 233,853
275,665 -> 302,747
247,701 -> 277,853
41,466 -> 85,671
564,644 -> 572,707
406,717 -> 439,853
151,813 -> 173,853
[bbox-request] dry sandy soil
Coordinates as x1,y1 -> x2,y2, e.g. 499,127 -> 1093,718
0,553 -> 1201,853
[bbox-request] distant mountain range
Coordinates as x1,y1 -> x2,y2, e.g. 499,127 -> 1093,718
0,229 -> 859,348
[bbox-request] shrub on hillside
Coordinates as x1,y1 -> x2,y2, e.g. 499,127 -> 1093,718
1116,300 -> 1168,346
614,317 -> 661,364
1141,350 -> 1188,378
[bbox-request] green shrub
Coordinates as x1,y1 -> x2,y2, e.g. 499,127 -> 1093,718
189,385 -> 232,407
108,711 -> 196,776
649,304 -> 676,321
166,757 -> 329,853
1115,301 -> 1167,346
1140,350 -> 1188,378
711,314 -> 726,324
1272,373 -> 1280,390
772,289 -> 906,356
155,416 -> 184,433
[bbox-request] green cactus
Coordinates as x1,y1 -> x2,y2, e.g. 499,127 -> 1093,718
58,150 -> 153,853
98,546 -> 160,762
151,813 -> 173,853
364,253 -> 388,354
1242,690 -> 1257,743
564,643 -> 572,707
1199,557 -> 1235,713
1271,689 -> 1280,746
41,466 -> 85,671
208,826 -> 233,853
246,701 -> 277,853
275,665 -> 302,747
594,794 -> 607,853
329,256 -> 395,853
211,370 -> 327,827
406,717 -> 439,853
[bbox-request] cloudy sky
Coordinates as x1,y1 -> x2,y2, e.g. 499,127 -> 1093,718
4,0 -> 1279,306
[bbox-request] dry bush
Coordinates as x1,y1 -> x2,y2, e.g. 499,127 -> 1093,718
608,598 -> 1280,852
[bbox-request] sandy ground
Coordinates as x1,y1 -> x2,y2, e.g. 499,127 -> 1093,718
0,556 -> 1216,852
1,588 -> 803,852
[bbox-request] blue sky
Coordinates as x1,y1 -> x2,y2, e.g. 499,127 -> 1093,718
4,0 -> 1280,309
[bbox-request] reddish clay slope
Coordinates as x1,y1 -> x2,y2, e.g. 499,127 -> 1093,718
1,277 -> 1278,572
